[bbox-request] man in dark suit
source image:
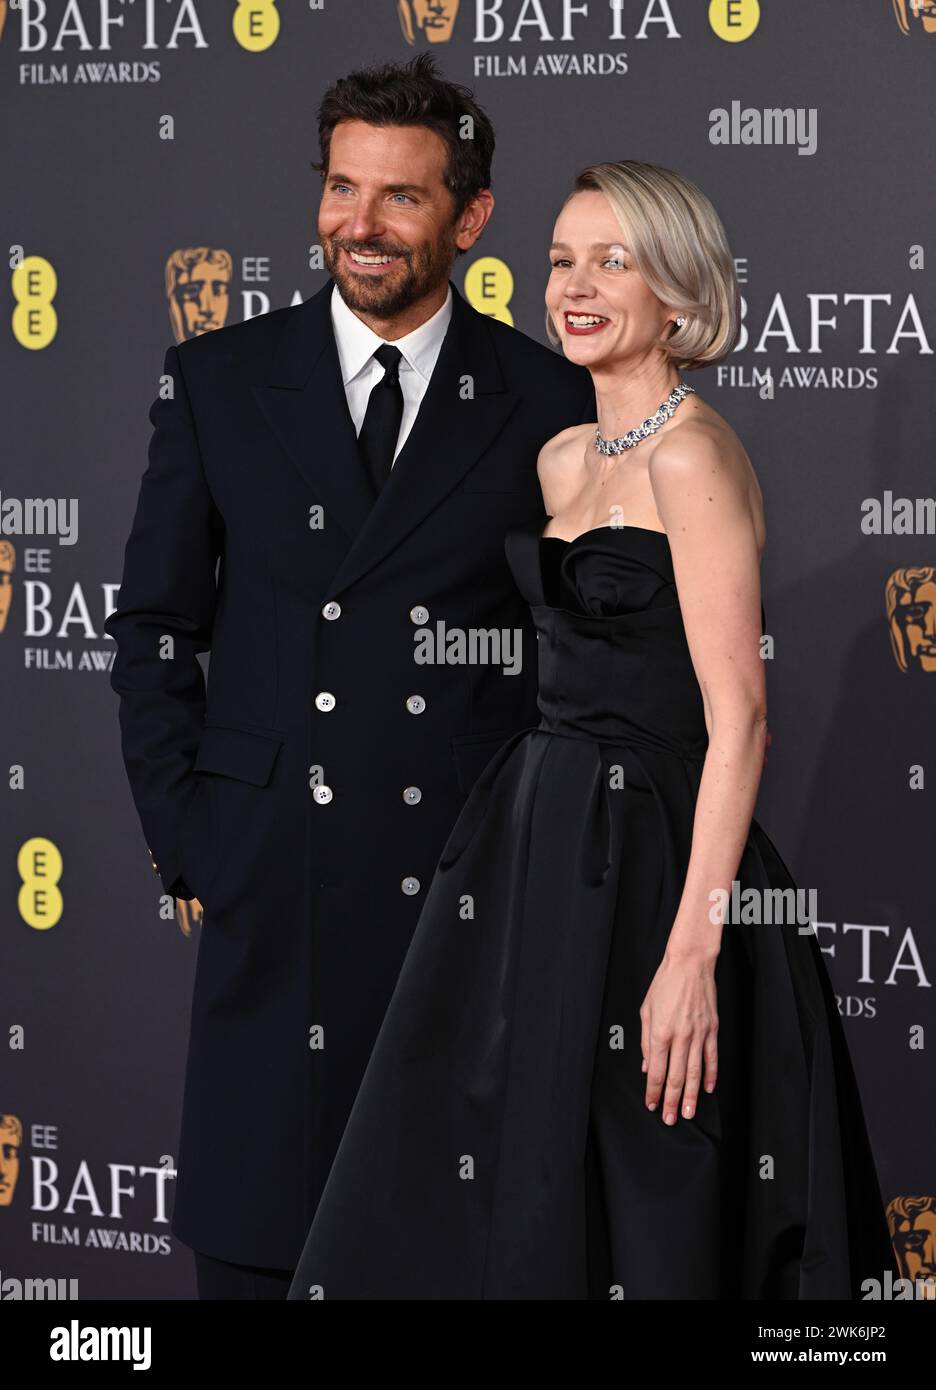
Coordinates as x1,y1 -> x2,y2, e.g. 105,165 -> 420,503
106,54 -> 592,1298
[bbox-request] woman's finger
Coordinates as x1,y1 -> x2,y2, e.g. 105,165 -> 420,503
680,1034 -> 705,1120
644,1028 -> 670,1112
661,1031 -> 690,1125
703,1022 -> 719,1094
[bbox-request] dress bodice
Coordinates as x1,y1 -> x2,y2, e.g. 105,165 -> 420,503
506,519 -> 764,763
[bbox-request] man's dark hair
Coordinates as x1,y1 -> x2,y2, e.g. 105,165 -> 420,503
313,53 -> 495,220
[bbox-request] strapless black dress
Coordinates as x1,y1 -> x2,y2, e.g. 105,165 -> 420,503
286,519 -> 897,1300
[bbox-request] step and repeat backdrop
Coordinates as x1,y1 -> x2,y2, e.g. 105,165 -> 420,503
2,1 -> 934,1299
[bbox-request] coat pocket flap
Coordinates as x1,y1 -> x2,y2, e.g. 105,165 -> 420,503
193,723 -> 283,787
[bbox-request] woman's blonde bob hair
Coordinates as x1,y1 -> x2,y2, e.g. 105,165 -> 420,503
545,161 -> 741,371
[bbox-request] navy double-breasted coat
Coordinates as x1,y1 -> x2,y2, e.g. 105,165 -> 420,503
106,277 -> 593,1267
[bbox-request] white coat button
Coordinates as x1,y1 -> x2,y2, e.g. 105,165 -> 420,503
322,601 -> 341,621
313,785 -> 333,804
401,876 -> 421,895
405,694 -> 426,714
315,691 -> 336,712
402,786 -> 422,804
410,605 -> 429,624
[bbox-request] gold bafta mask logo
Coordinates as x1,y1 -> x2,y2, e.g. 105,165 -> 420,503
887,1196 -> 936,1295
0,541 -> 14,634
893,0 -> 936,33
0,2 -> 7,45
165,248 -> 233,342
398,0 -> 459,45
0,1114 -> 22,1206
886,567 -> 936,673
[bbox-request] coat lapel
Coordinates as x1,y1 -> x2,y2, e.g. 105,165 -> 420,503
247,279 -> 377,543
247,276 -> 520,594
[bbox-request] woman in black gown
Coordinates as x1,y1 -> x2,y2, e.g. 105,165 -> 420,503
287,161 -> 898,1300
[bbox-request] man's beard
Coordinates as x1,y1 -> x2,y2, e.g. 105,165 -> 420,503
323,229 -> 458,319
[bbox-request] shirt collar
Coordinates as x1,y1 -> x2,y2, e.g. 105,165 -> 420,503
330,281 -> 453,386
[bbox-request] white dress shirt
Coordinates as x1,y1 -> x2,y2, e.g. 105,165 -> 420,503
330,281 -> 453,466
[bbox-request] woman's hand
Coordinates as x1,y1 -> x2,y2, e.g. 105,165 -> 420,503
639,949 -> 718,1124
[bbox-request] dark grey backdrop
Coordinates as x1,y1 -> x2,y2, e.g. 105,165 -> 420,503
2,0 -> 933,1298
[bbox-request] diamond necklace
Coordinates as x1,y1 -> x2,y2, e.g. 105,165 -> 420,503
594,382 -> 696,455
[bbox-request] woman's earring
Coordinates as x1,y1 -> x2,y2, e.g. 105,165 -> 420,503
675,316 -> 686,327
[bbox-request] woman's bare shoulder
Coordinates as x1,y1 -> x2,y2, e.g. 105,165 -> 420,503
648,406 -> 766,553
537,423 -> 592,476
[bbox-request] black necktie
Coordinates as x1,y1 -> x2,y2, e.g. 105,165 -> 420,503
358,344 -> 404,495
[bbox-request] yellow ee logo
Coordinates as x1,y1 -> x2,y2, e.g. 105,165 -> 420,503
17,837 -> 64,930
709,0 -> 761,42
11,256 -> 58,349
233,0 -> 280,51
464,257 -> 514,326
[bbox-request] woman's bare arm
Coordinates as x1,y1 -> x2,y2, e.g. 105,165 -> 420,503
650,426 -> 767,962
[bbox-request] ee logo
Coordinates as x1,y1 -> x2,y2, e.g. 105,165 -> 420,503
18,838 -> 64,930
709,0 -> 761,42
232,0 -> 280,51
11,256 -> 58,350
464,257 -> 514,327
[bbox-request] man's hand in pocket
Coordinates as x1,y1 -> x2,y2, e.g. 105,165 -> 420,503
175,896 -> 203,936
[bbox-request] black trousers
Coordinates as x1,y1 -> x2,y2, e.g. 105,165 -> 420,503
193,1247 -> 294,1300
